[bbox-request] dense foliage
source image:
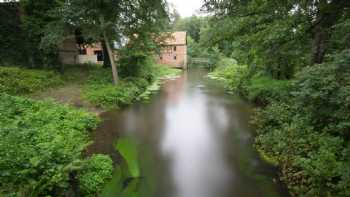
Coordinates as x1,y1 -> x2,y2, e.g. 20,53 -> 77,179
0,0 -> 173,196
0,2 -> 27,66
202,0 -> 350,79
202,0 -> 350,195
0,67 -> 63,95
208,58 -> 248,92
172,16 -> 223,68
252,51 -> 350,196
0,93 -> 112,196
78,154 -> 113,196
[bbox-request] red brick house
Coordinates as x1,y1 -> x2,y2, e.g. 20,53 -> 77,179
58,38 -> 105,65
59,31 -> 188,68
157,31 -> 187,69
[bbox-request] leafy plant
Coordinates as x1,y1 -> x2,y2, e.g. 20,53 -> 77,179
0,66 -> 63,95
243,75 -> 292,105
0,93 -> 107,196
208,58 -> 249,92
83,63 -> 180,109
251,51 -> 350,196
115,138 -> 140,178
78,154 -> 113,196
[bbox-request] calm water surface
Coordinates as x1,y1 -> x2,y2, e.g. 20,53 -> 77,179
87,69 -> 289,197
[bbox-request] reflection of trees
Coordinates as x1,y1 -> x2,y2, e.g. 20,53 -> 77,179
163,71 -> 188,104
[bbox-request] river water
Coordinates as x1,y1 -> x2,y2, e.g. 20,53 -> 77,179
87,69 -> 289,197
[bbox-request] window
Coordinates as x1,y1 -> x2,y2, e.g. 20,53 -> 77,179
174,55 -> 177,60
94,50 -> 103,61
79,48 -> 87,55
160,56 -> 162,60
173,46 -> 177,51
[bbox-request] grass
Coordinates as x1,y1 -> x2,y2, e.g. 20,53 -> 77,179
0,66 -> 63,95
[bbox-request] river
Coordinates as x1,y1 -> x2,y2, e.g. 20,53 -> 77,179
86,69 -> 289,197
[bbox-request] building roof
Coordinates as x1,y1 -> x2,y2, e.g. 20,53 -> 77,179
163,31 -> 187,46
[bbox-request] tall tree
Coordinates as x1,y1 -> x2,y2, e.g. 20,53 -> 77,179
59,0 -> 124,84
54,0 -> 169,84
202,0 -> 350,66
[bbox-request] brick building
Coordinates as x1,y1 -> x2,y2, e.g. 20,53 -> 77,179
157,31 -> 187,69
59,31 -> 188,68
58,39 -> 104,65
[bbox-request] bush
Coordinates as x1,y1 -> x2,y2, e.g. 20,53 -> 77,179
243,75 -> 292,105
84,62 -> 180,109
83,68 -> 143,108
0,66 -> 63,95
252,50 -> 350,196
78,154 -> 113,196
208,58 -> 249,92
118,54 -> 156,82
0,93 -> 104,196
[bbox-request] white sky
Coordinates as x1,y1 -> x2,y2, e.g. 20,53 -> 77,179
167,0 -> 204,17
0,0 -> 204,17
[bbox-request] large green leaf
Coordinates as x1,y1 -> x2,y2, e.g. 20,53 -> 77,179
115,137 -> 140,178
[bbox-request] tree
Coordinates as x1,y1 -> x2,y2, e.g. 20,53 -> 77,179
307,0 -> 350,64
173,16 -> 207,42
58,0 -> 124,84
55,0 -> 169,84
202,0 -> 350,66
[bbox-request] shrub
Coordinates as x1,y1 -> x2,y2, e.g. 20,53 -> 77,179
252,50 -> 350,196
84,81 -> 142,109
0,66 -> 63,95
78,154 -> 113,196
243,75 -> 292,105
208,58 -> 249,92
118,54 -> 156,82
0,93 -> 103,196
84,62 -> 180,109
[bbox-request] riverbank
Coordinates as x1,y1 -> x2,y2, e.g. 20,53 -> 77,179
208,53 -> 350,196
0,64 -> 181,113
0,64 -> 180,196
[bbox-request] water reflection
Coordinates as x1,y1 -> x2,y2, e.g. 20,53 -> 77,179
88,69 -> 288,197
161,73 -> 232,197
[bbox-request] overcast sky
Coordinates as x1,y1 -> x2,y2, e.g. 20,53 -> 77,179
167,0 -> 204,17
0,0 -> 204,17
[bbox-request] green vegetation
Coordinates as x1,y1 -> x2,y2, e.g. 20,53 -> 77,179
84,63 -> 180,109
0,62 -> 179,195
115,138 -> 140,178
202,0 -> 350,195
102,137 -> 157,197
208,58 -> 248,93
208,53 -> 350,195
243,75 -> 291,106
0,67 -> 63,95
83,68 -> 146,109
78,155 -> 113,196
0,93 -> 112,196
209,47 -> 350,196
0,0 -> 174,196
252,52 -> 350,196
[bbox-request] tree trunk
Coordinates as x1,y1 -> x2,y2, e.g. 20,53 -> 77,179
311,25 -> 329,64
101,40 -> 111,68
310,0 -> 345,65
103,31 -> 118,84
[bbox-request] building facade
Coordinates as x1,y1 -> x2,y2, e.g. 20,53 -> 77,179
157,31 -> 187,69
58,39 -> 104,65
